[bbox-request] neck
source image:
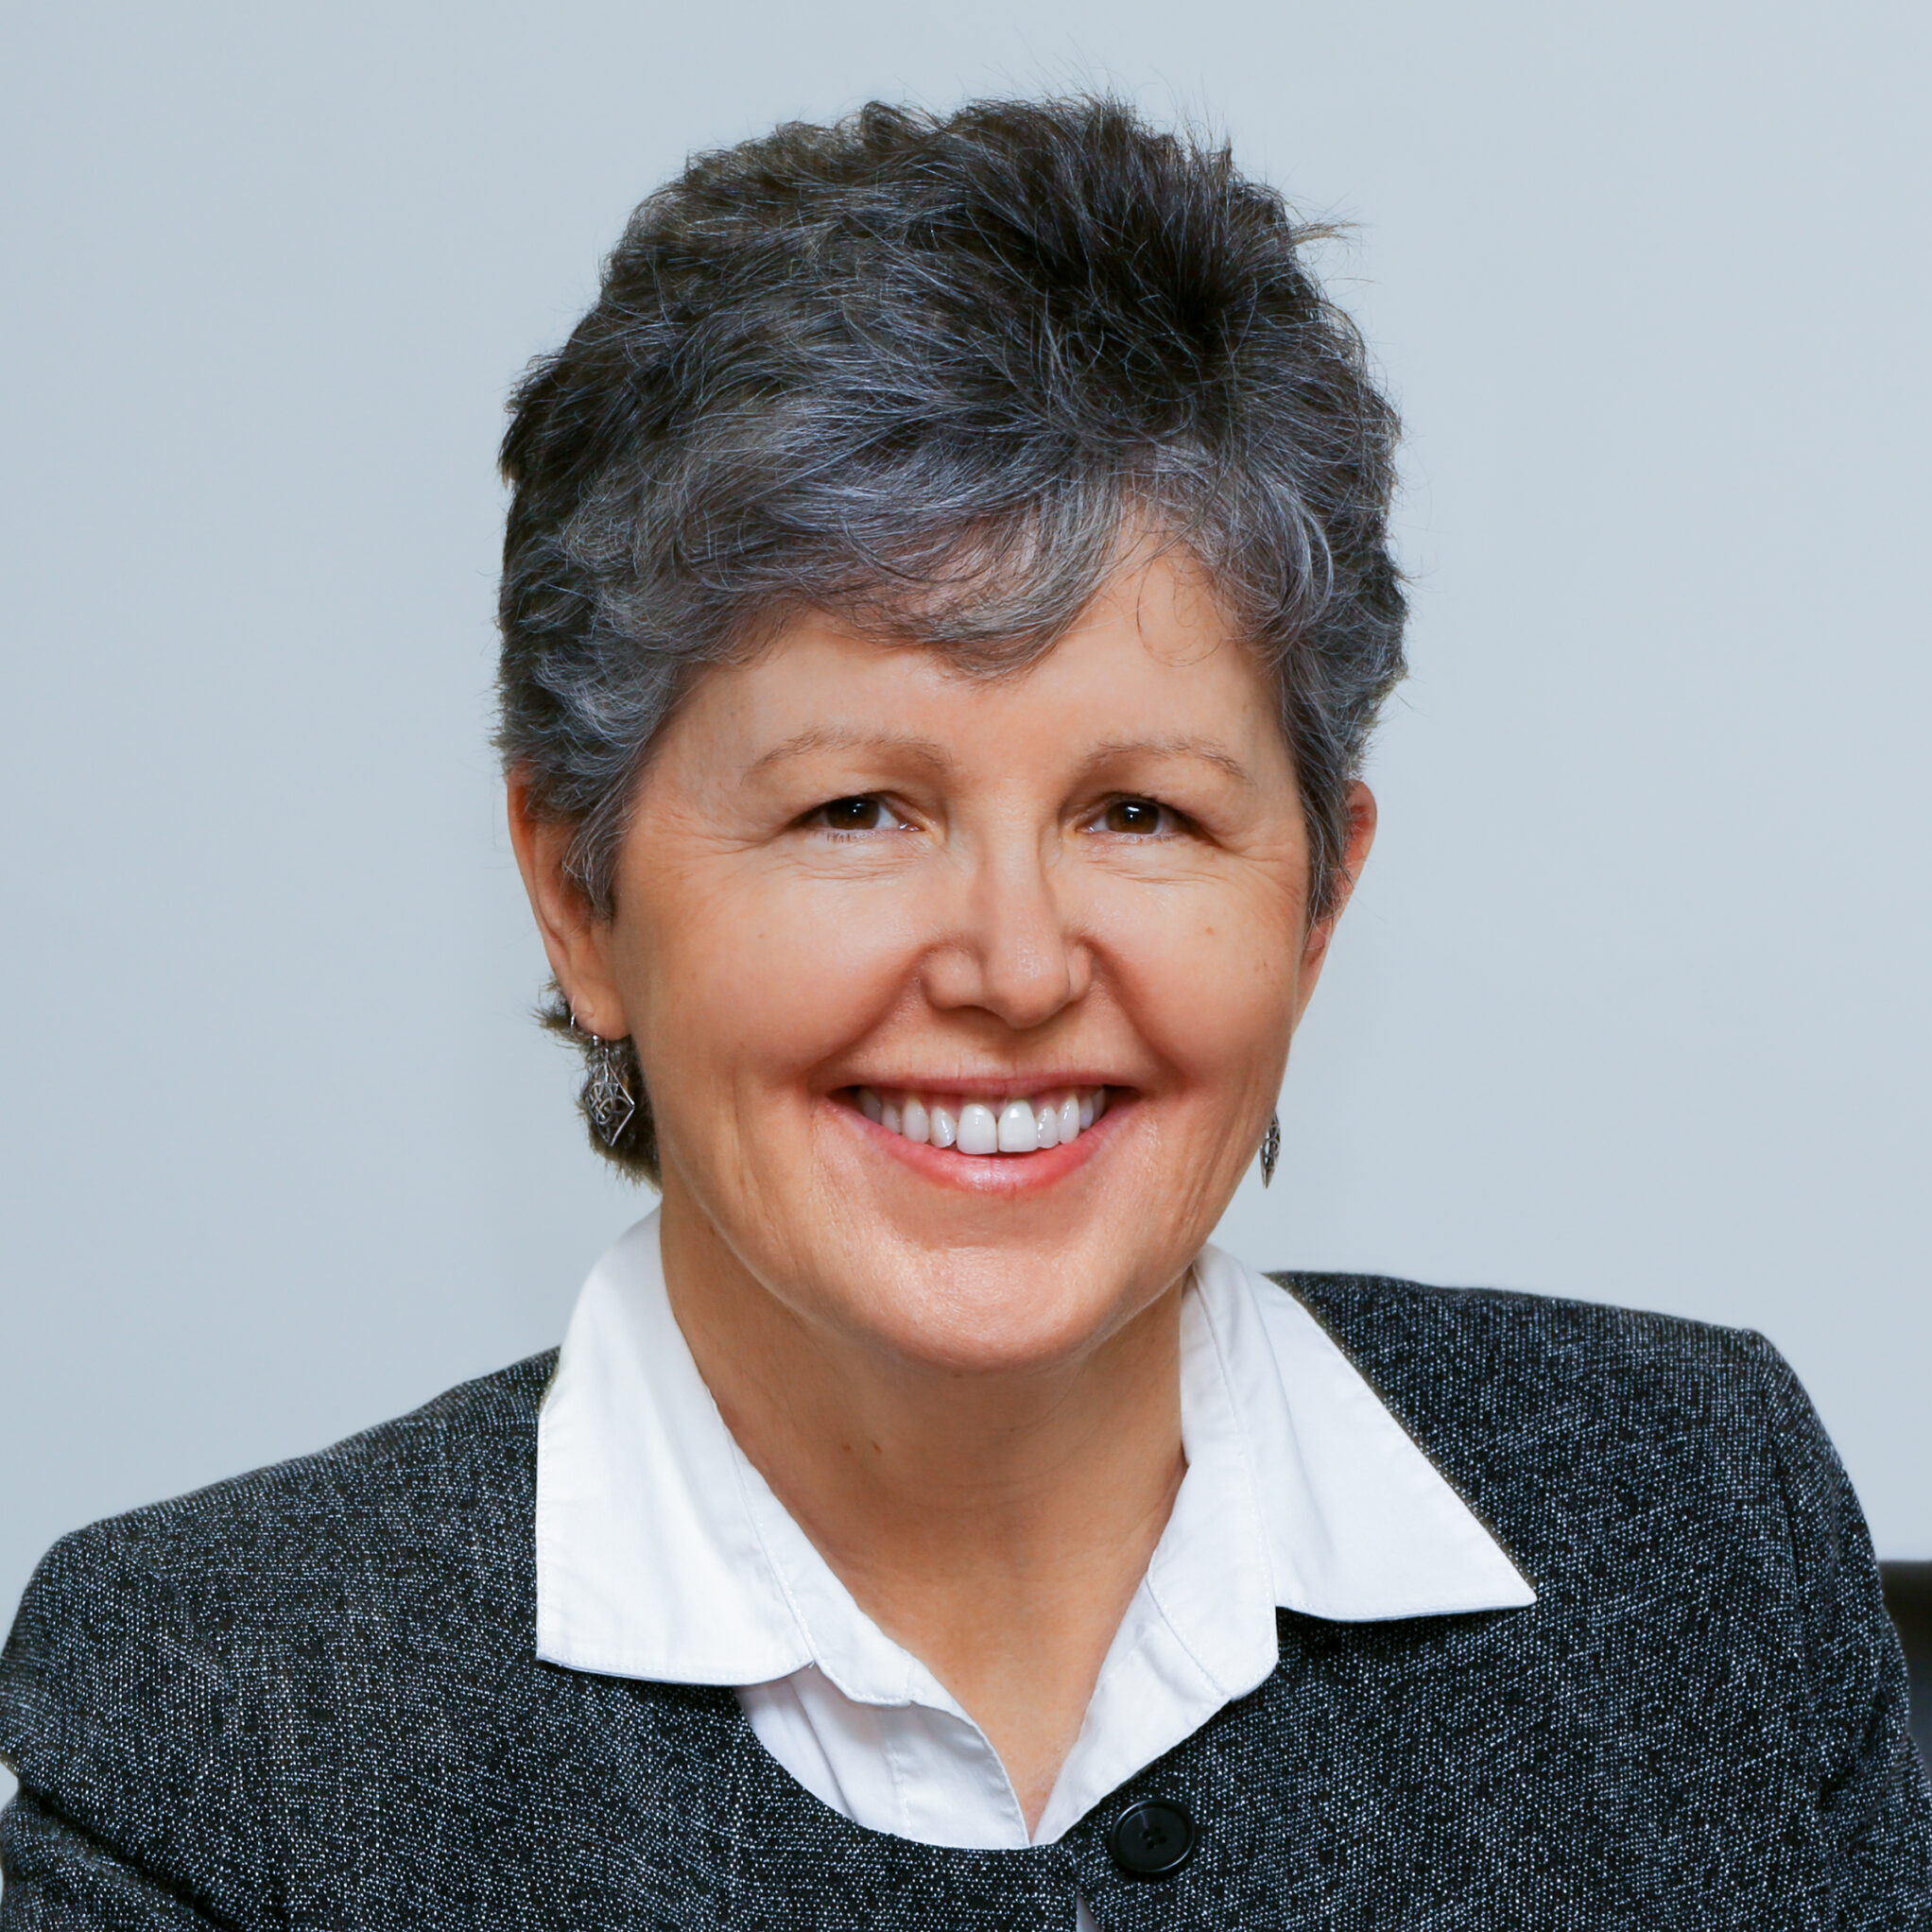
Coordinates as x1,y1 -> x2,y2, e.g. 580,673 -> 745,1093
657,1191 -> 1187,1831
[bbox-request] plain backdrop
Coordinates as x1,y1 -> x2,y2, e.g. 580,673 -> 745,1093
4,0 -> 1928,1752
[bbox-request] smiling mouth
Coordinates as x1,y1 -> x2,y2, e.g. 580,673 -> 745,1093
845,1085 -> 1114,1156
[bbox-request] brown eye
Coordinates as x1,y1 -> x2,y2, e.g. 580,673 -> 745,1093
1100,798 -> 1169,835
808,795 -> 906,835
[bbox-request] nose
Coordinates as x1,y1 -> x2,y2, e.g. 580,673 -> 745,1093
921,834 -> 1090,1032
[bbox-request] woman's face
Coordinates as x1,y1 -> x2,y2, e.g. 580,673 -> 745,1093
536,552 -> 1371,1374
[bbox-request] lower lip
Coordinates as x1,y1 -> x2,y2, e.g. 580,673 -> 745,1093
830,1093 -> 1129,1195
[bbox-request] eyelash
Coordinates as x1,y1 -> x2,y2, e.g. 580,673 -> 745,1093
1088,796 -> 1189,838
802,795 -> 911,838
802,793 -> 1192,839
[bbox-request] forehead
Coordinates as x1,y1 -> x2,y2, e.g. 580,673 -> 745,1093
666,554 -> 1285,777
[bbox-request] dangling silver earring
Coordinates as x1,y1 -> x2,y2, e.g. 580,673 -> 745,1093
1259,1110 -> 1281,1188
574,1015 -> 637,1147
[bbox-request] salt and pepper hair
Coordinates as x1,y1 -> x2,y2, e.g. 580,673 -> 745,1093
497,95 -> 1407,1181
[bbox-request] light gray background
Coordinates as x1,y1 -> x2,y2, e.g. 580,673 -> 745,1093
4,0 -> 1927,1721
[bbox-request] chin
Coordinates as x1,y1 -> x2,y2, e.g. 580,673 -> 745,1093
843,1246 -> 1167,1375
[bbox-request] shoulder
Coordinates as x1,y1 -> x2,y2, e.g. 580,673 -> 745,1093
1262,1272 -> 1931,1888
8,1347 -> 557,1647
1267,1270 -> 1852,1624
1271,1268 -> 1787,1440
0,1351 -> 557,1874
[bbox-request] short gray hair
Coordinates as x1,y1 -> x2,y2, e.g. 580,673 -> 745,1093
497,96 -> 1406,1180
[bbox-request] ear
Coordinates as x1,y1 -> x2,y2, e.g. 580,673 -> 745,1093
506,769 -> 631,1039
1292,781 -> 1377,1020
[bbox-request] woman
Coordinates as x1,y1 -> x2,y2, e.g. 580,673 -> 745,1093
3,97 -> 1926,1929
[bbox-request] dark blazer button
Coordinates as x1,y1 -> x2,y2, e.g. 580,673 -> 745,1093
1106,1798 -> 1196,1878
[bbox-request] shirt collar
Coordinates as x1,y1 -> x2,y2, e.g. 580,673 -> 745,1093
534,1211 -> 1533,1689
535,1213 -> 808,1684
1188,1240 -> 1536,1622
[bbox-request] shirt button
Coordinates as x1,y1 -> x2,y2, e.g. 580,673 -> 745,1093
1106,1798 -> 1197,1878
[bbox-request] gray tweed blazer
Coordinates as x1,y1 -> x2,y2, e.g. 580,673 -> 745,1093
3,1273 -> 1928,1929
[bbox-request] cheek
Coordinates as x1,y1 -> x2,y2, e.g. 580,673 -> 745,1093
1096,880 -> 1302,1087
621,865 -> 924,1091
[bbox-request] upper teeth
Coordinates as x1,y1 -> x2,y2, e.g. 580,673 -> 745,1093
854,1086 -> 1109,1155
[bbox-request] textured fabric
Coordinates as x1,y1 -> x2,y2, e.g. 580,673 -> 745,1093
4,1275 -> 1929,1928
537,1216 -> 1531,1852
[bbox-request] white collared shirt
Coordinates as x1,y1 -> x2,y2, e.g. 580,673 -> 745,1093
536,1211 -> 1532,1871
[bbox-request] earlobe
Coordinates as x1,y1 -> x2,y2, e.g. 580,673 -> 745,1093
1318,781 -> 1377,928
1293,780 -> 1377,996
1335,781 -> 1378,909
507,771 -> 630,1039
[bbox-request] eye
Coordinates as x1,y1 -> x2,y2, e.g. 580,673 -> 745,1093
803,794 -> 908,836
1091,796 -> 1184,837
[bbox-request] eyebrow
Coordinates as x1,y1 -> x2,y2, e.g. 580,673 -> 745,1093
745,726 -> 956,776
744,725 -> 1255,786
1075,734 -> 1257,785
